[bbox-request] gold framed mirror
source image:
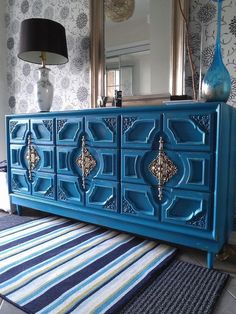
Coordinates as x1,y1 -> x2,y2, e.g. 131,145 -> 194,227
90,0 -> 188,107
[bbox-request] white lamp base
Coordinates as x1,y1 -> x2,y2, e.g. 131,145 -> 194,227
37,67 -> 53,112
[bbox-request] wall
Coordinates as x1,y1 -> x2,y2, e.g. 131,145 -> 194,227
0,0 -> 10,160
5,0 -> 90,114
186,0 -> 236,108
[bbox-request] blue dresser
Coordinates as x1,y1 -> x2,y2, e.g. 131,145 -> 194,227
6,102 -> 236,268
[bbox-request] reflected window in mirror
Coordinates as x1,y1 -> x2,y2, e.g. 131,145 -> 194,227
106,56 -> 133,97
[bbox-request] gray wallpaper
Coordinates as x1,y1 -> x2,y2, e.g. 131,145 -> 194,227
186,0 -> 236,107
5,0 -> 236,113
5,0 -> 90,113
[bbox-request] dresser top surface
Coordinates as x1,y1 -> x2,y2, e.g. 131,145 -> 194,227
6,102 -> 230,119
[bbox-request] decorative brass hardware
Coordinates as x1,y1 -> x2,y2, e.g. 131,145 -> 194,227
76,136 -> 96,189
25,134 -> 40,181
149,137 -> 177,200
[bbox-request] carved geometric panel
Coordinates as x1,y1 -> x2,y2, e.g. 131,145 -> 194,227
11,170 -> 30,194
85,116 -> 118,147
122,113 -> 161,149
56,118 -> 83,146
9,119 -> 29,143
162,190 -> 211,230
163,111 -> 215,152
31,118 -> 54,144
57,175 -> 84,206
121,183 -> 158,218
86,180 -> 117,210
32,174 -> 55,199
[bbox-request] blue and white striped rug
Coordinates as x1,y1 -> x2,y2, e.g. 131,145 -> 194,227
0,215 -> 176,314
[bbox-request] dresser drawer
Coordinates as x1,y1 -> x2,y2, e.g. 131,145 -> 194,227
57,174 -> 84,206
31,118 -> 54,145
10,169 -> 30,195
57,146 -> 118,182
121,182 -> 212,231
9,119 -> 29,144
121,149 -> 214,192
10,144 -> 55,173
86,179 -> 119,212
161,188 -> 212,231
32,173 -> 55,200
85,115 -> 119,148
163,111 -> 216,152
121,113 -> 161,149
56,117 -> 83,146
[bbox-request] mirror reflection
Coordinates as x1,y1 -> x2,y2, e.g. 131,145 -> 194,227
105,0 -> 173,98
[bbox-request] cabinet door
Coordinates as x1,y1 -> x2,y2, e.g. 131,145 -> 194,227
85,115 -> 118,148
86,180 -> 119,212
36,146 -> 55,173
56,117 -> 83,146
121,183 -> 160,219
31,118 -> 54,145
90,148 -> 118,181
9,119 -> 29,144
10,169 -> 31,195
10,144 -> 27,169
121,113 -> 161,149
57,146 -> 80,176
163,111 -> 216,152
161,189 -> 212,231
57,175 -> 84,206
32,173 -> 55,199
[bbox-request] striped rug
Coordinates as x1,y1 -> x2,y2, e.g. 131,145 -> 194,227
0,215 -> 176,314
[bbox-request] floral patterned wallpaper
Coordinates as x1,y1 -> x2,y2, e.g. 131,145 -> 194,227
5,0 -> 236,113
186,0 -> 236,107
5,0 -> 90,113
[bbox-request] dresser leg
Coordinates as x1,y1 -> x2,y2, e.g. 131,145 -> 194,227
207,252 -> 214,269
16,205 -> 22,216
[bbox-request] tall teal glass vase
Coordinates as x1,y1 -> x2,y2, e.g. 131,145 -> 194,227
201,0 -> 231,102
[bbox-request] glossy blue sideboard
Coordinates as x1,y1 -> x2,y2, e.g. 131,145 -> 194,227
6,102 -> 236,268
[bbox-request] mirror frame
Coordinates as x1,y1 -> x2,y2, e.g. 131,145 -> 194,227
90,0 -> 188,108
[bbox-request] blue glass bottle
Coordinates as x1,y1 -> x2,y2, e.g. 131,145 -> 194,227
201,0 -> 231,102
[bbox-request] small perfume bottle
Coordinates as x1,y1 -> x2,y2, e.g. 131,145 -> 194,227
97,96 -> 108,107
112,90 -> 122,107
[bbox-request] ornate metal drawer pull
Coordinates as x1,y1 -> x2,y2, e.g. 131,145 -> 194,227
76,136 -> 96,189
25,134 -> 40,181
149,137 -> 177,200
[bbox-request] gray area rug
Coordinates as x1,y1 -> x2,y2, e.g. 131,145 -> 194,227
0,210 -> 45,231
0,212 -> 229,314
118,259 -> 229,314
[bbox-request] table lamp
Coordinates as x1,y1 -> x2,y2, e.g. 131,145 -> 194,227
18,18 -> 68,112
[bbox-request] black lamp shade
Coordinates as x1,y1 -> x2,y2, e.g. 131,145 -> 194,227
18,18 -> 68,65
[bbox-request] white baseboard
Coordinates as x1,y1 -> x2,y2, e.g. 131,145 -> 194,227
229,231 -> 236,245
